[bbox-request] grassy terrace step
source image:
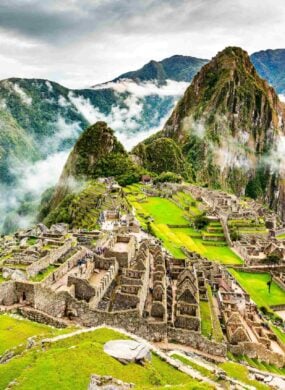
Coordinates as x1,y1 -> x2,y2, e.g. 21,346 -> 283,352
199,300 -> 213,339
0,327 -> 212,390
126,186 -> 243,265
172,354 -> 270,390
0,314 -> 72,356
228,269 -> 285,309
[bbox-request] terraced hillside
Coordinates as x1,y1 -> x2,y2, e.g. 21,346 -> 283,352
124,184 -> 242,264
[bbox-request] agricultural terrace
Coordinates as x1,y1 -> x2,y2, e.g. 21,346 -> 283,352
125,185 -> 242,265
228,269 -> 285,309
0,327 -> 212,390
172,354 -> 270,390
228,218 -> 268,236
0,314 -> 73,356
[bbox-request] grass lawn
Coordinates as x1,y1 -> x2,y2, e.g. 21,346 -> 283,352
219,362 -> 269,390
0,328 -> 212,390
0,314 -> 72,355
200,301 -> 213,339
172,355 -> 270,390
31,265 -> 59,282
140,197 -> 187,225
126,187 -> 243,264
228,269 -> 285,308
230,353 -> 285,376
206,285 -> 224,343
171,354 -> 216,381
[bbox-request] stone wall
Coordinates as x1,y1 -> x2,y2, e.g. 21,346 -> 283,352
68,276 -> 95,301
0,281 -> 17,305
41,248 -> 90,287
167,327 -> 227,357
19,307 -> 67,328
229,342 -> 285,368
33,285 -> 68,318
15,281 -> 35,305
26,240 -> 73,277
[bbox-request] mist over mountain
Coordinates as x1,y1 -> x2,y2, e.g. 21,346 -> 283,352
134,47 -> 285,220
1,48 -> 285,232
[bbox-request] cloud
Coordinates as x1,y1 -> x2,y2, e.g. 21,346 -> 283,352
95,79 -> 189,97
264,135 -> 285,176
12,83 -> 32,105
0,150 -> 69,230
0,1 -> 283,87
69,79 -> 185,149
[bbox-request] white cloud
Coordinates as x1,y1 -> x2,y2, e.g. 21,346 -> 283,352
14,150 -> 69,197
12,83 -> 32,105
95,79 -> 189,97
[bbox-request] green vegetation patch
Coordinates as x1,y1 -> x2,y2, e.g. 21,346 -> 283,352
220,362 -> 269,390
228,269 -> 285,308
0,314 -> 70,355
0,327 -> 212,390
200,300 -> 213,339
126,186 -> 243,264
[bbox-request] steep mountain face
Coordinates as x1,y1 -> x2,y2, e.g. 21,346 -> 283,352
251,49 -> 285,94
0,108 -> 39,184
0,66 -> 190,233
135,47 -> 285,218
112,55 -> 208,85
44,121 -> 143,221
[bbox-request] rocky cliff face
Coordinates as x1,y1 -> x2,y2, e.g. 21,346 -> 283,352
136,47 -> 285,218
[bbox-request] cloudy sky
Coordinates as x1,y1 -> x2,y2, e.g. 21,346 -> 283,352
0,0 -> 284,88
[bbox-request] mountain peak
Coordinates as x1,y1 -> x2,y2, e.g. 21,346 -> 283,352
111,54 -> 208,85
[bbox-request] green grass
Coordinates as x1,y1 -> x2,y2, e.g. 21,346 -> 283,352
206,285 -> 224,343
229,352 -> 285,376
27,237 -> 38,246
0,327 -> 212,390
200,301 -> 213,339
126,187 -> 243,264
220,362 -> 269,390
271,324 -> 285,344
172,354 -> 270,389
228,269 -> 285,308
0,314 -> 71,355
31,265 -> 58,282
277,233 -> 285,240
172,354 -> 216,380
140,197 -> 188,225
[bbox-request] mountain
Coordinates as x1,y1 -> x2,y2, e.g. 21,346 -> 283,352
2,48 -> 285,233
42,121 -> 144,226
112,55 -> 208,85
251,49 -> 285,94
134,47 -> 285,218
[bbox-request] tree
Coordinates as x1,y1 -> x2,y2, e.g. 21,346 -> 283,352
193,214 -> 209,230
267,254 -> 281,264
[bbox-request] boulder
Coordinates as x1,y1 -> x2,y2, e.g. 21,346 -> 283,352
103,340 -> 151,364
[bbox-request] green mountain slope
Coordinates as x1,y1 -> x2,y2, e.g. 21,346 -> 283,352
133,47 -> 285,218
0,108 -> 39,184
43,121 -> 144,223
